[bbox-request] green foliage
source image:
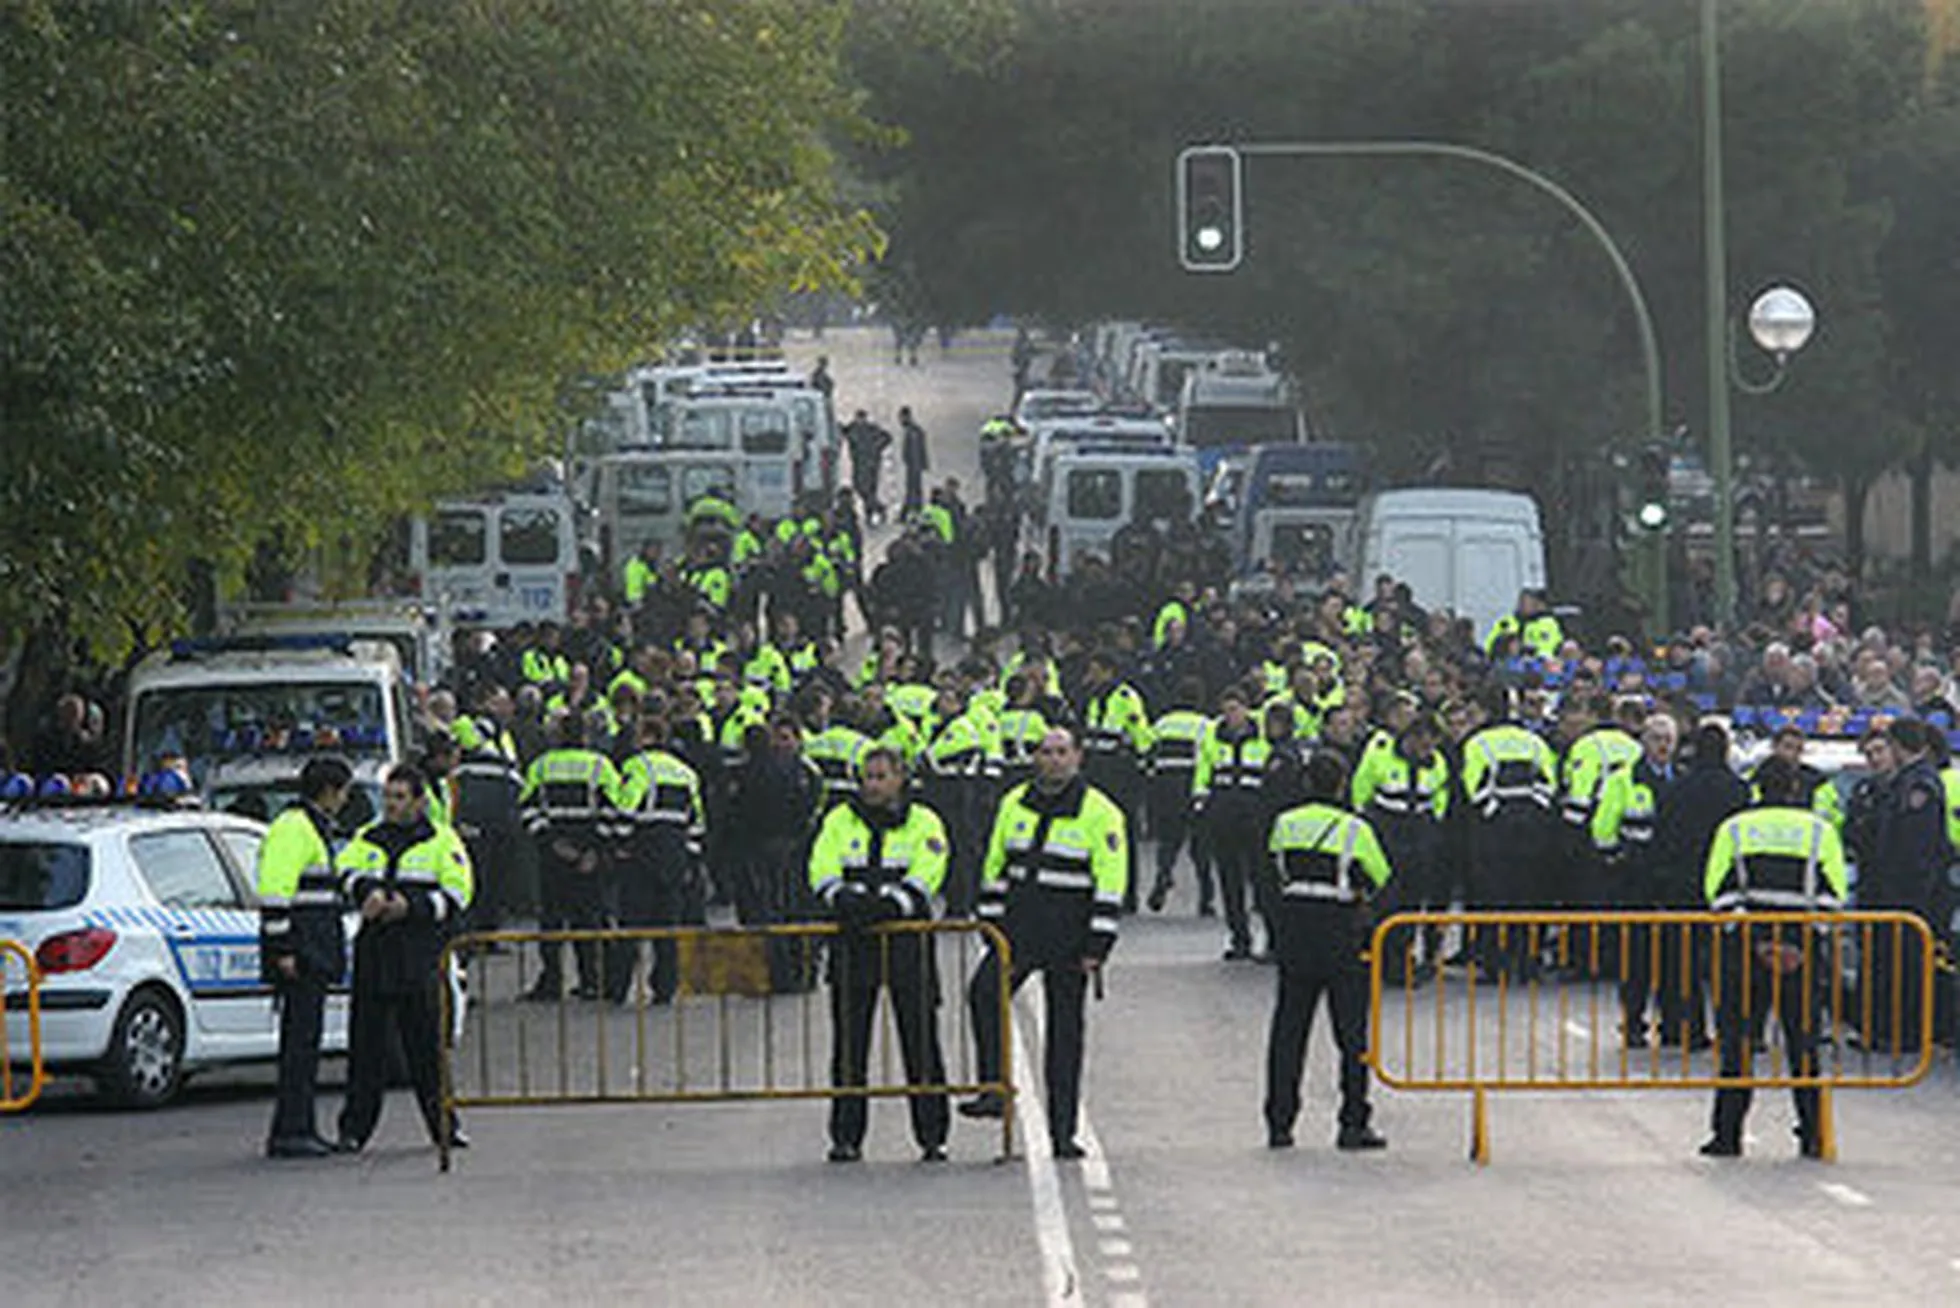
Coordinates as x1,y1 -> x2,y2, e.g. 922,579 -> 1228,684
848,0 -> 1947,527
2,0 -> 884,655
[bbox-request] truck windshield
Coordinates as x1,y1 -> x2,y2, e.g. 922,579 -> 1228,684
132,681 -> 391,784
1182,406 -> 1297,449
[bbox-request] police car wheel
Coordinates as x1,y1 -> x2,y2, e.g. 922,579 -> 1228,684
99,989 -> 185,1109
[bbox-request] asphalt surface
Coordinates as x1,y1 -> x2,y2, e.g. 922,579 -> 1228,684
7,332 -> 1960,1305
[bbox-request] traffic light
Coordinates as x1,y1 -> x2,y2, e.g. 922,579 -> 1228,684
1177,145 -> 1242,272
1635,444 -> 1670,532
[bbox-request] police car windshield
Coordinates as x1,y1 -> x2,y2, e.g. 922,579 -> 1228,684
133,681 -> 391,784
0,841 -> 91,911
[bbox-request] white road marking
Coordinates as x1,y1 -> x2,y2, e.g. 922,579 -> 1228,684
1087,1192 -> 1119,1211
1817,1182 -> 1873,1209
1109,1296 -> 1151,1308
1092,1214 -> 1127,1233
1099,1238 -> 1135,1258
1105,1265 -> 1142,1284
1010,1007 -> 1083,1306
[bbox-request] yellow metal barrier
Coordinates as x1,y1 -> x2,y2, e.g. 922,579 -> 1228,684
436,920 -> 1016,1172
1366,910 -> 1939,1164
2,938 -> 47,1113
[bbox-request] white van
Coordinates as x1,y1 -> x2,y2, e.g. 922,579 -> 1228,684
1041,447 -> 1203,577
592,450 -> 743,575
123,637 -> 416,787
657,394 -> 799,520
1350,489 -> 1546,641
410,488 -> 581,628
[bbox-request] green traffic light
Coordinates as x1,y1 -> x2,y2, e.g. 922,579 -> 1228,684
1636,501 -> 1669,531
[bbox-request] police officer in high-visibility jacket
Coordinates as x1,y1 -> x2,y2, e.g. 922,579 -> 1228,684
612,716 -> 706,1006
334,764 -> 474,1154
1459,684 -> 1558,979
1351,706 -> 1447,983
808,747 -> 952,1163
924,681 -> 997,917
1145,678 -> 1213,914
258,756 -> 355,1159
1264,750 -> 1392,1151
960,726 -> 1128,1160
1078,650 -> 1152,912
1698,757 -> 1848,1159
1556,692 -> 1641,914
518,713 -> 624,1001
1193,687 -> 1275,960
1592,714 -> 1679,1047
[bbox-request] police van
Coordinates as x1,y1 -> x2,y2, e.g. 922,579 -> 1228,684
1176,354 -> 1305,479
1348,488 -> 1547,642
590,449 -> 743,576
1025,411 -> 1175,516
0,798 -> 348,1107
122,636 -> 417,790
1040,446 -> 1203,577
656,393 -> 801,521
1227,443 -> 1366,582
409,485 -> 582,628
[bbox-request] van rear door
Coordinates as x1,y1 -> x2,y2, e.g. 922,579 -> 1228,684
492,499 -> 574,623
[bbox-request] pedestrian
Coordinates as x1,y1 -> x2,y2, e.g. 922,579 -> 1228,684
612,716 -> 707,1006
1591,713 -> 1679,1046
1193,687 -> 1274,960
1697,757 -> 1847,1159
809,747 -> 952,1162
842,409 -> 892,525
1650,721 -> 1750,1047
257,756 -> 355,1159
1864,717 -> 1946,1054
1263,750 -> 1392,1151
1459,683 -> 1557,980
1145,678 -> 1213,914
960,726 -> 1127,1159
334,763 -> 474,1154
900,407 -> 929,519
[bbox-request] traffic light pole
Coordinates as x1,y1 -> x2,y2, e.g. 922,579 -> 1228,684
1231,140 -> 1668,632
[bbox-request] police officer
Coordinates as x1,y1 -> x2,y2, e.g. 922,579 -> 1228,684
808,747 -> 952,1163
1557,693 -> 1641,918
1145,677 -> 1212,914
258,756 -> 354,1159
1866,717 -> 1947,1055
453,700 -> 523,940
1078,651 -> 1152,913
612,716 -> 706,1006
1459,684 -> 1557,979
1193,687 -> 1273,960
1264,750 -> 1393,1151
518,714 -> 623,1001
1592,713 -> 1678,1046
802,688 -> 871,811
1651,721 -> 1749,1049
1351,706 -> 1447,984
924,681 -> 996,917
1698,757 -> 1847,1159
335,764 -> 474,1153
960,726 -> 1127,1160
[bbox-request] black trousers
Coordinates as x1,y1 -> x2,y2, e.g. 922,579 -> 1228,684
608,859 -> 684,1003
969,938 -> 1090,1149
1654,909 -> 1712,1042
1264,953 -> 1372,1137
1710,931 -> 1822,1147
537,844 -> 606,993
1210,817 -> 1268,952
1864,910 -> 1929,1055
339,980 -> 445,1147
1149,780 -> 1212,905
268,974 -> 327,1144
1373,818 -> 1437,983
829,936 -> 949,1151
728,836 -> 811,991
461,826 -> 512,935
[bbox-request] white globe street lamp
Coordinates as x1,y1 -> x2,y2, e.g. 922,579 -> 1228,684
1747,285 -> 1816,359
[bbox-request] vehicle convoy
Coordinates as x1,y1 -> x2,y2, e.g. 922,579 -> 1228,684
217,598 -> 448,690
0,798 -> 346,1108
1349,488 -> 1547,642
587,449 -> 743,576
122,636 -> 416,789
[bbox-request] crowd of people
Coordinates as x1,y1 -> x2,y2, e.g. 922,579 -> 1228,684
8,352 -> 1960,1163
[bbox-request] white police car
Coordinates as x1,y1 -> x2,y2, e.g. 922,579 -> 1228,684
0,798 -> 351,1107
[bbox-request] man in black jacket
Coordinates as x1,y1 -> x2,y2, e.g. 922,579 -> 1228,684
1649,722 -> 1749,1048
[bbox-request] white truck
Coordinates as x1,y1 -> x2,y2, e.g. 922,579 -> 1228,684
1348,488 -> 1547,641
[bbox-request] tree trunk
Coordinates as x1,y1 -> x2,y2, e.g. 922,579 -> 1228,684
1909,439 -> 1933,582
1843,472 -> 1869,598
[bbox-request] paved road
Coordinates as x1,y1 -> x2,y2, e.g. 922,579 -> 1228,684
9,337 -> 1960,1304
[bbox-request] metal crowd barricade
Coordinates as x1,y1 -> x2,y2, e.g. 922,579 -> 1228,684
1366,910 -> 1938,1164
2,938 -> 48,1112
436,920 -> 1015,1172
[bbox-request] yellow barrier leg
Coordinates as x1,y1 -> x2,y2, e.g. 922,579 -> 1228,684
1470,1087 -> 1491,1166
1817,1085 -> 1837,1164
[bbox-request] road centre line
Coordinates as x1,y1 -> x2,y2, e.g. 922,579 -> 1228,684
1011,1006 -> 1083,1306
1817,1182 -> 1873,1208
